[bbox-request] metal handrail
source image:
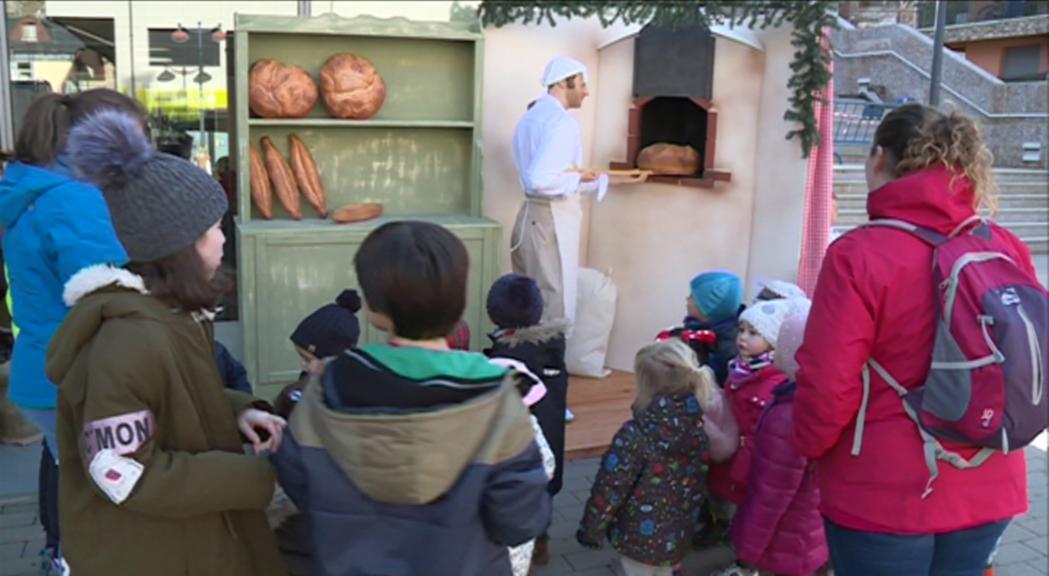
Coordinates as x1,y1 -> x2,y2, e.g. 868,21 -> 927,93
834,98 -> 898,146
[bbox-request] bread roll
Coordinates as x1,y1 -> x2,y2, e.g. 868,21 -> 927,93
249,59 -> 318,119
637,143 -> 701,176
319,53 -> 386,119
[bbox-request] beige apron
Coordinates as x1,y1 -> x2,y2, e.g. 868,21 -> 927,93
510,194 -> 582,326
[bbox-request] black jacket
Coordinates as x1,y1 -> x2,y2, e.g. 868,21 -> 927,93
485,320 -> 568,495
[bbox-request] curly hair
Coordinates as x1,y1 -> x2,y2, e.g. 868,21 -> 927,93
873,103 -> 998,214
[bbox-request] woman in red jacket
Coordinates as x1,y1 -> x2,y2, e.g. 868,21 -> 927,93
792,104 -> 1036,575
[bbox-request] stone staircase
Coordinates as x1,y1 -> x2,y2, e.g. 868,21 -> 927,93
835,165 -> 1049,254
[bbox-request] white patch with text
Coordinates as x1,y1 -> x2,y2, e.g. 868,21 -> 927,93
88,449 -> 144,505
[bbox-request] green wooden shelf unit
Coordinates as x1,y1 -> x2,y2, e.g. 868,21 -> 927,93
233,13 -> 501,394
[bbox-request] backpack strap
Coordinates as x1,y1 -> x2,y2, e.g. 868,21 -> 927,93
941,251 -> 1017,327
853,358 -> 996,499
948,215 -> 985,239
861,219 -> 947,246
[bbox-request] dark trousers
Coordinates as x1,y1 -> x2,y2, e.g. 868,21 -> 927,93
531,374 -> 566,497
824,517 -> 1009,576
38,441 -> 60,549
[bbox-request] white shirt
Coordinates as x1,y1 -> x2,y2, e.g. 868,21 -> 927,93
512,95 -> 604,199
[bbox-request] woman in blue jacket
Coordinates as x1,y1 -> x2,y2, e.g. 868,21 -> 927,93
0,89 -> 143,573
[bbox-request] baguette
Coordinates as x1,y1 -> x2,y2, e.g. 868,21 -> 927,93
249,145 -> 273,219
288,134 -> 328,218
331,202 -> 383,224
260,136 -> 302,220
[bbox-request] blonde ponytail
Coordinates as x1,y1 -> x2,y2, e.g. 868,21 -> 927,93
633,340 -> 709,413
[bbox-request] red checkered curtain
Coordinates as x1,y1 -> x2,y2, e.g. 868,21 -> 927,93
797,45 -> 835,296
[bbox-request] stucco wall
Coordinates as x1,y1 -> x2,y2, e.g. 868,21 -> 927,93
481,22 -> 809,372
480,20 -> 605,274
745,26 -> 812,303
586,32 -> 808,372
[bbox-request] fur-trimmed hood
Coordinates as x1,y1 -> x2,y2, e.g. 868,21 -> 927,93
46,266 -> 196,388
489,319 -> 568,348
63,264 -> 147,306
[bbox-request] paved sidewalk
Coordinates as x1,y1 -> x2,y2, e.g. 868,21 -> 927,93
1,446 -> 1046,575
537,447 -> 1048,576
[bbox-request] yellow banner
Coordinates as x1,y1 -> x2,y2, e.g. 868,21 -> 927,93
135,88 -> 228,117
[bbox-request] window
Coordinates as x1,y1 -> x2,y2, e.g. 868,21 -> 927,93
5,1 -> 300,323
1001,44 -> 1044,81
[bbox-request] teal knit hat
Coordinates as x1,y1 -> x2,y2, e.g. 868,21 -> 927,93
689,271 -> 742,323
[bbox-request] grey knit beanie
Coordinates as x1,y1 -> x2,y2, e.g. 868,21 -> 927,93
67,110 -> 228,263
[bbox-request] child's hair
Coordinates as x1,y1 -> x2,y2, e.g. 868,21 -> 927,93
354,221 -> 468,340
127,245 -> 229,312
873,103 -> 997,213
633,340 -> 717,414
15,89 -> 146,167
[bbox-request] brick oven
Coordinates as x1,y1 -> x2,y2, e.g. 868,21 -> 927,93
610,23 -> 731,187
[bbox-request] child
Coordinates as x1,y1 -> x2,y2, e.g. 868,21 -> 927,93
677,271 -> 744,386
753,279 -> 806,303
269,289 -> 363,575
47,110 -> 286,575
707,299 -> 793,505
447,318 -> 471,350
214,341 -> 252,394
725,309 -> 827,576
488,357 -> 557,576
483,273 -> 569,566
272,221 -> 551,576
274,289 -> 362,419
577,340 -> 712,576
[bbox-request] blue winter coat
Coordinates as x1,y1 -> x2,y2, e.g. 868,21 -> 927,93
0,159 -> 127,408
272,344 -> 552,576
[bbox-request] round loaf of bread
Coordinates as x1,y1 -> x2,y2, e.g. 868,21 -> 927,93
249,59 -> 318,118
319,53 -> 386,119
637,143 -> 701,176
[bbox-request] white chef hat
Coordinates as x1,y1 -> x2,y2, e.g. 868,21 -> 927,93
542,56 -> 589,87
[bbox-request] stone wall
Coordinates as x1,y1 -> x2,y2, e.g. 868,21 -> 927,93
833,23 -> 1049,168
935,14 -> 1049,43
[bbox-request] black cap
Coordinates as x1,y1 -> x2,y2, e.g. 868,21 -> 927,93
289,289 -> 362,358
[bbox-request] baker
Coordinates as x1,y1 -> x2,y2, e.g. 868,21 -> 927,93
510,56 -> 608,329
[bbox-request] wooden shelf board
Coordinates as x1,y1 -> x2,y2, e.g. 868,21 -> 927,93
236,213 -> 499,234
248,118 -> 474,129
609,162 -> 732,189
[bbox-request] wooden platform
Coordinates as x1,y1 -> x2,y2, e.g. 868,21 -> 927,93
565,370 -> 636,462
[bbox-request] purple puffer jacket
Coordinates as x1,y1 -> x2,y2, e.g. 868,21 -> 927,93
730,383 -> 827,576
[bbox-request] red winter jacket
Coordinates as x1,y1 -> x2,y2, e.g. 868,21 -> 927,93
793,165 -> 1034,535
731,383 -> 827,576
709,362 -> 788,504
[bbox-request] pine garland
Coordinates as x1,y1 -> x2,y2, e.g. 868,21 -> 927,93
478,1 -> 837,157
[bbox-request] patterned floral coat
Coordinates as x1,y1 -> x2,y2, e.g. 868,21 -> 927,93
577,395 -> 710,566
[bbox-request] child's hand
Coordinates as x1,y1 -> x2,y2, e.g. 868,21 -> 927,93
238,409 -> 287,453
576,529 -> 602,550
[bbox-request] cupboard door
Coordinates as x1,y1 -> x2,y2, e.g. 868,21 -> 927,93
252,231 -> 366,386
246,223 -> 499,390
